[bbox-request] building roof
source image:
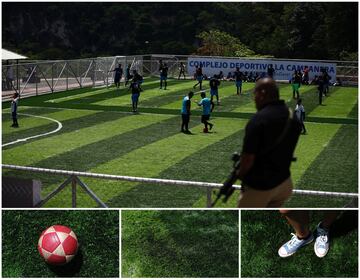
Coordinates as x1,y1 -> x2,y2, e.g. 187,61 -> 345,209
2,48 -> 27,60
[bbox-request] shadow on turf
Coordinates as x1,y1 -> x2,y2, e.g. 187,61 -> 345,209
47,249 -> 83,277
330,210 -> 358,239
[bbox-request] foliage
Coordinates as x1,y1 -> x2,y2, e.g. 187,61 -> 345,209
2,2 -> 357,60
196,29 -> 272,58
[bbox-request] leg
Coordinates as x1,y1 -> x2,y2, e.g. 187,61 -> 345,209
320,211 -> 340,229
160,79 -> 163,89
302,122 -> 306,134
313,210 -> 340,258
280,210 -> 310,239
278,210 -> 314,257
164,80 -> 167,90
181,114 -> 185,132
237,186 -> 272,208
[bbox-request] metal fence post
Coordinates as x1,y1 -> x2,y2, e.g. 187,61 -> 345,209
206,187 -> 212,208
51,63 -> 54,93
71,175 -> 77,208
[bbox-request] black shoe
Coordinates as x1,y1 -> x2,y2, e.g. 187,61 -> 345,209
209,124 -> 214,130
184,130 -> 192,134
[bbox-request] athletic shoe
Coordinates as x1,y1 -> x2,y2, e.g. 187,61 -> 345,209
203,127 -> 208,133
278,233 -> 314,258
209,124 -> 214,130
314,223 -> 330,258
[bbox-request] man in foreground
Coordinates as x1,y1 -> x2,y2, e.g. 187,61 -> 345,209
232,78 -> 302,207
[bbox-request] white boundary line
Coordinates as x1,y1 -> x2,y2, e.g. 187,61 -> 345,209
2,113 -> 63,147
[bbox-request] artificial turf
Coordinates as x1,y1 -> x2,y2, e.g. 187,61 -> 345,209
2,210 -> 119,277
241,210 -> 358,278
121,210 -> 239,277
2,78 -> 358,208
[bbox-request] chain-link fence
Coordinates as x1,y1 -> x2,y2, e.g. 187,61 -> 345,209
2,54 -> 357,100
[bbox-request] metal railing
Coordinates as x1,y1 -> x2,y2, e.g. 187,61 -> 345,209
3,54 -> 356,101
2,164 -> 358,208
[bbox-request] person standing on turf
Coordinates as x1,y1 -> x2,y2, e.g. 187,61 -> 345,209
267,64 -> 275,79
209,74 -> 221,105
317,72 -> 325,105
278,210 -> 340,258
198,91 -> 215,133
234,67 -> 243,95
228,78 -> 301,207
132,70 -> 144,92
181,91 -> 194,134
178,62 -> 186,80
110,63 -> 123,89
295,98 -> 306,134
193,65 -> 203,90
125,64 -> 132,86
160,63 -> 168,89
129,79 -> 141,113
291,70 -> 301,99
11,92 -> 20,127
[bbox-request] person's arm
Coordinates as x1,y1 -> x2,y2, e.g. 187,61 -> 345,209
186,100 -> 191,114
235,153 -> 256,180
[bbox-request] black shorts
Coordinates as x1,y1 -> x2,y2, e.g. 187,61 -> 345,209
201,115 -> 210,122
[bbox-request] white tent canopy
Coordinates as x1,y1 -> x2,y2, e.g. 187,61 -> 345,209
2,48 -> 27,60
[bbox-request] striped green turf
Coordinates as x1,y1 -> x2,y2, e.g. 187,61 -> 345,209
2,78 -> 358,208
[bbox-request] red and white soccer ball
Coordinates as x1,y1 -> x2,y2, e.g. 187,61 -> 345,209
38,225 -> 78,265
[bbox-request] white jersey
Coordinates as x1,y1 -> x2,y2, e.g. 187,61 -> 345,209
295,104 -> 305,121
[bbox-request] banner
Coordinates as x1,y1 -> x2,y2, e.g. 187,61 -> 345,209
187,57 -> 336,81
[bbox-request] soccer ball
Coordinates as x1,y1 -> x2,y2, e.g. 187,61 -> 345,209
38,225 -> 78,265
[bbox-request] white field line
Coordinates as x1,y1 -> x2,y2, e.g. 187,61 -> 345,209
2,113 -> 63,147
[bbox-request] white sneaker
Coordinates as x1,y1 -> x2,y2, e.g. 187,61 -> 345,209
314,223 -> 330,258
278,233 -> 314,257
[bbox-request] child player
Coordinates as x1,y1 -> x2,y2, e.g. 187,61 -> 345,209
209,74 -> 221,105
198,91 -> 215,133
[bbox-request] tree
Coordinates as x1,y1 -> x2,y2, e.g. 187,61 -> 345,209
196,30 -> 271,58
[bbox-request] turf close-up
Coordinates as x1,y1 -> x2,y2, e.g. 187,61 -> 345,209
121,210 -> 239,277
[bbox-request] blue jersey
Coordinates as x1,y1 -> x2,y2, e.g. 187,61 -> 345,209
199,97 -> 211,115
181,96 -> 191,114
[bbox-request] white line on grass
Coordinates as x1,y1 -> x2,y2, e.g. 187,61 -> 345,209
2,113 -> 63,147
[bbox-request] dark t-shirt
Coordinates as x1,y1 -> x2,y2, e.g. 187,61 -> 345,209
161,66 -> 168,76
241,100 -> 301,190
234,71 -> 243,81
267,67 -> 275,77
130,82 -> 140,94
115,67 -> 123,76
209,78 -> 220,89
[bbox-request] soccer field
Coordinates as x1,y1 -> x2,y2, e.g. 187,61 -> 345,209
2,78 -> 358,208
